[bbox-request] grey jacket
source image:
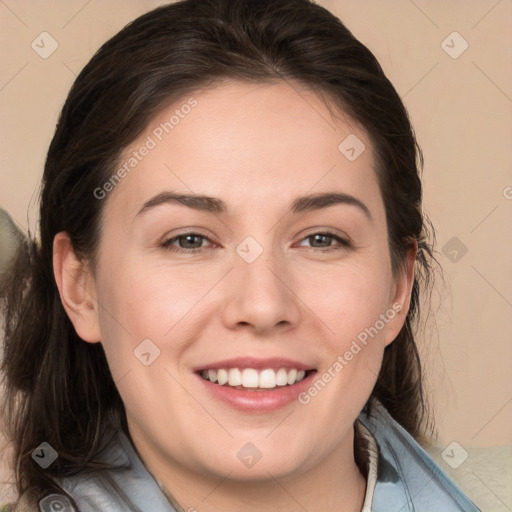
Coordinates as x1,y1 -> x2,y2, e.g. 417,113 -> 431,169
18,403 -> 479,511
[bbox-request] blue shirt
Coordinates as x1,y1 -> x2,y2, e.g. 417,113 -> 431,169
35,402 -> 480,512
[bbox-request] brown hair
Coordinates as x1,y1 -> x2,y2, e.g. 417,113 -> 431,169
1,0 -> 436,503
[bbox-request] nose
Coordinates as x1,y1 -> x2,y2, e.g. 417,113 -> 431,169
220,253 -> 301,335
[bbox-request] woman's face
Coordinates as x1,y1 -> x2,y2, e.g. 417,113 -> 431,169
80,81 -> 413,484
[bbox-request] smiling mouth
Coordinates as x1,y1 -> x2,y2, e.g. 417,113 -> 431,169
198,367 -> 316,391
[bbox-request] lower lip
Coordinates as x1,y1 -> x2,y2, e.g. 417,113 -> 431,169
195,371 -> 317,413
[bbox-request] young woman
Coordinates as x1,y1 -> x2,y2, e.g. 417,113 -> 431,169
0,0 -> 480,510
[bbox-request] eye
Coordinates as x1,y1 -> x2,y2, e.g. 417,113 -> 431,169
161,232 -> 213,253
297,231 -> 351,251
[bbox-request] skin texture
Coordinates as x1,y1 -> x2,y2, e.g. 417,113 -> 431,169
53,80 -> 416,512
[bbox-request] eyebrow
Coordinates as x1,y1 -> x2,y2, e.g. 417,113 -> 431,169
136,192 -> 225,216
136,191 -> 372,221
290,192 -> 372,221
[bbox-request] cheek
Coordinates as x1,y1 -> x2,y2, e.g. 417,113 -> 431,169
297,262 -> 394,342
296,261 -> 396,408
94,261 -> 220,364
297,269 -> 393,427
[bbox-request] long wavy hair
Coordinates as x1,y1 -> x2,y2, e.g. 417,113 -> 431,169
1,0 -> 437,504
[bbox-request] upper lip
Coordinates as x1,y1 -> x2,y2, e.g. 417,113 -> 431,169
193,357 -> 315,372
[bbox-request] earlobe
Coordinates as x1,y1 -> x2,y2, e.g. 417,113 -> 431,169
384,241 -> 418,346
53,231 -> 101,343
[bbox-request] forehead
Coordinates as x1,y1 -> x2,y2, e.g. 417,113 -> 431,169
102,80 -> 382,220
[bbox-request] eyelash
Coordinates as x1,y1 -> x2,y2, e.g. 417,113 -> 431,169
160,229 -> 351,254
296,229 -> 351,252
160,231 -> 214,254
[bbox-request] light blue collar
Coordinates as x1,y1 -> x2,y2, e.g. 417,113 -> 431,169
41,403 -> 480,512
358,402 -> 480,511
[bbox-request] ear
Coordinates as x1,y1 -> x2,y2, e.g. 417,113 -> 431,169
384,240 -> 417,346
53,231 -> 101,343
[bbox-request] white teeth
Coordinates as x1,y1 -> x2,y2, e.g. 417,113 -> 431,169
200,367 -> 310,389
228,368 -> 242,386
259,369 -> 276,389
287,369 -> 297,385
242,368 -> 259,388
217,369 -> 228,385
276,368 -> 288,386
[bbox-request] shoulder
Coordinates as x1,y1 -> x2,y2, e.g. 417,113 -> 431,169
358,402 -> 481,512
6,430 -> 174,512
6,492 -> 77,512
50,431 -> 174,511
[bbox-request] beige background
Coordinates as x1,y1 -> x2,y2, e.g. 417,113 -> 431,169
1,0 -> 511,507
